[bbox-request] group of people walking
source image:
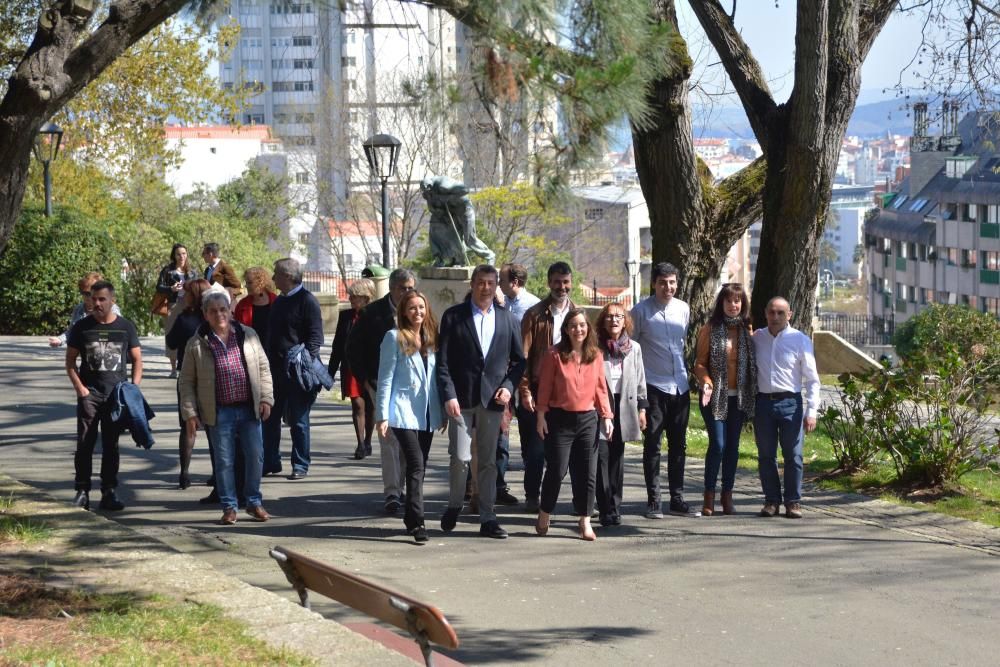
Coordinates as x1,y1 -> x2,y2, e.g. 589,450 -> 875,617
62,249 -> 820,543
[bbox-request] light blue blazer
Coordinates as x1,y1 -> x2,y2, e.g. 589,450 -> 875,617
375,329 -> 444,432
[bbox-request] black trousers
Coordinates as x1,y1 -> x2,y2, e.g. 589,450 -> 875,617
643,386 -> 690,503
75,391 -> 122,492
596,394 -> 625,518
392,427 -> 432,531
540,409 -> 598,516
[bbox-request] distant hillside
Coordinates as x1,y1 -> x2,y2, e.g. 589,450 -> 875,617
608,97 -> 925,151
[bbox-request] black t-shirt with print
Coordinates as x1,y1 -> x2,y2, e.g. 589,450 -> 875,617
67,315 -> 141,396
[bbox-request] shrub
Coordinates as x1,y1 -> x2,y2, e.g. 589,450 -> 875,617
0,206 -> 119,335
819,371 -> 882,473
893,304 -> 1000,374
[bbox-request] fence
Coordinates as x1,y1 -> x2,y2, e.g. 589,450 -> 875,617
590,293 -> 635,308
817,313 -> 895,346
302,270 -> 365,300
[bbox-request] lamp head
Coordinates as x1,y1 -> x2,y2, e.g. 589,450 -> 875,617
362,133 -> 401,180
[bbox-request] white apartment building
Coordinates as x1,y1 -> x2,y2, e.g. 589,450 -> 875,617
162,125 -> 283,196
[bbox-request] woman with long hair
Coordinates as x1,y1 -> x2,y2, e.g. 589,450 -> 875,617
233,267 -> 278,344
158,243 -> 199,377
693,283 -> 756,516
535,309 -> 613,541
594,302 -> 647,527
328,278 -> 377,460
165,278 -> 212,489
375,290 -> 444,543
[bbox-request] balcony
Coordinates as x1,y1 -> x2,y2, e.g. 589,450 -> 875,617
981,223 -> 1000,239
896,255 -> 907,271
982,269 -> 1000,285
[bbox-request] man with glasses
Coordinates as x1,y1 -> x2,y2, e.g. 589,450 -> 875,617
347,268 -> 417,513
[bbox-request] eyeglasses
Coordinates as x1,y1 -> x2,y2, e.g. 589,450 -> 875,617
607,313 -> 625,320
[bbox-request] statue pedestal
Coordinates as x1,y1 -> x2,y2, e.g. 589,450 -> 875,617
418,266 -> 473,319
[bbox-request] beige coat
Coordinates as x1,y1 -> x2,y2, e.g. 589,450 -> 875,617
179,322 -> 273,426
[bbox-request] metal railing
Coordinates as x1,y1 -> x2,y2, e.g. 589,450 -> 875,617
817,313 -> 895,346
302,270 -> 365,299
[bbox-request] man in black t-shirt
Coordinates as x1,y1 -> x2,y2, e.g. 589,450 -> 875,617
65,280 -> 142,511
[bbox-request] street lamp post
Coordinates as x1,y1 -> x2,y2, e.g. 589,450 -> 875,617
33,122 -> 64,217
362,133 -> 401,269
625,258 -> 640,306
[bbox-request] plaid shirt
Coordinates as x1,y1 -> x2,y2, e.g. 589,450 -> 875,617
207,328 -> 250,406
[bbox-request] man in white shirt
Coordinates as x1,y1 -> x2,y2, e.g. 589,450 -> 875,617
499,263 -> 541,325
630,262 -> 699,518
752,297 -> 821,519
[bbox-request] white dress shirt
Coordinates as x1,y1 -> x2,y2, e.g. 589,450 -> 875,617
471,300 -> 496,359
752,324 -> 821,418
550,299 -> 571,345
630,296 -> 690,394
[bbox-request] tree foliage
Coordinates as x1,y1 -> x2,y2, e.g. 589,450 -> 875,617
893,303 -> 1000,374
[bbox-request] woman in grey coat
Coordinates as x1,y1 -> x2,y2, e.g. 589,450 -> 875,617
595,302 -> 647,526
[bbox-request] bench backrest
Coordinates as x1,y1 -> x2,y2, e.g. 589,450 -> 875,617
271,546 -> 459,650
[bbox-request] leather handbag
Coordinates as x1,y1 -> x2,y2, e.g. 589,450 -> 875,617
151,291 -> 170,317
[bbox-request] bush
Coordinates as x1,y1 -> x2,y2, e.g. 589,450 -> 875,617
893,304 -> 1000,373
0,206 -> 120,335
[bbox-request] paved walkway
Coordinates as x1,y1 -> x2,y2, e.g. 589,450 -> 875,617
1,336 -> 998,665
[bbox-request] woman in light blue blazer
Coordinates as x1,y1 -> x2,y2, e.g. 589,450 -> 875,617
376,290 -> 444,543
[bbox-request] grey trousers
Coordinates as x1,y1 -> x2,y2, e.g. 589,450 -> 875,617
447,406 -> 502,523
369,387 -> 405,498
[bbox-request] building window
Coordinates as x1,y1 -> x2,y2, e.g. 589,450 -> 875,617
341,254 -> 353,268
961,294 -> 977,308
964,203 -> 978,222
988,205 -> 999,224
341,57 -> 357,67
896,282 -> 905,299
292,36 -> 312,46
293,58 -> 314,69
921,288 -> 933,305
245,113 -> 264,124
918,244 -> 928,261
983,297 -> 1000,315
983,251 -> 1000,270
295,172 -> 309,184
298,233 -> 310,247
272,59 -> 288,69
961,249 -> 977,268
367,252 -> 382,265
273,81 -> 293,92
244,59 -> 263,70
293,80 -> 314,91
947,248 -> 959,266
294,112 -> 315,123
584,208 -> 604,221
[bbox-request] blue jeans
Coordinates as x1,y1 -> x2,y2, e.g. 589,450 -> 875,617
208,404 -> 264,510
701,395 -> 745,492
267,374 -> 318,475
754,395 -> 804,503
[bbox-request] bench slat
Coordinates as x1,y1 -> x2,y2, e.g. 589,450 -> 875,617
272,546 -> 459,650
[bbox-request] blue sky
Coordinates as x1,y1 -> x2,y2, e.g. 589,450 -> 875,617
677,1 -> 934,107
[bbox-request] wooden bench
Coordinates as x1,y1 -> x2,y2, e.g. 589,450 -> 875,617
269,546 -> 460,666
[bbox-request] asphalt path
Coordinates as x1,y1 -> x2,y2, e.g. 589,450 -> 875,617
0,336 -> 997,665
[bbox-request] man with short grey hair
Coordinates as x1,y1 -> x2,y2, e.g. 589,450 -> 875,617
265,257 -> 324,480
346,267 -> 416,513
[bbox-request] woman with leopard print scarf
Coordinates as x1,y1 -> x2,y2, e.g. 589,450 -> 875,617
692,283 -> 756,516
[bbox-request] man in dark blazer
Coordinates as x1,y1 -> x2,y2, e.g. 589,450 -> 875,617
437,265 -> 525,539
345,268 -> 416,513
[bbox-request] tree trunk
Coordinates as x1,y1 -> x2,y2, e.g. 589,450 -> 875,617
633,0 -> 764,350
0,0 -> 192,257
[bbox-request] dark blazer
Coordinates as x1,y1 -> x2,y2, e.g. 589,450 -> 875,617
327,308 -> 359,393
437,300 -> 525,411
345,294 -> 395,386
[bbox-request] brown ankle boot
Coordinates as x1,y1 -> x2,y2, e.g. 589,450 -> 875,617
702,491 -> 715,516
721,490 -> 735,515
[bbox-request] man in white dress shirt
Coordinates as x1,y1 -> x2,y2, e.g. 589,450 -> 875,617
631,262 -> 699,518
752,297 -> 820,519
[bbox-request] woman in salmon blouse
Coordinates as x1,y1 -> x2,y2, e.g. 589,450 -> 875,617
692,283 -> 756,516
535,309 -> 614,540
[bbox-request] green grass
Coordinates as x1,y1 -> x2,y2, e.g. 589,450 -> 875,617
0,515 -> 51,543
0,490 -> 14,511
647,397 -> 1000,527
2,588 -> 315,666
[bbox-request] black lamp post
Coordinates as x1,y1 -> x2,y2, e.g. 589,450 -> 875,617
33,122 -> 64,217
362,133 -> 401,269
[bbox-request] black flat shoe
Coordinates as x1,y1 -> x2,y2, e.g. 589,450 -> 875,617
479,520 -> 508,539
410,526 -> 429,543
72,490 -> 90,511
199,490 -> 220,504
440,507 -> 460,532
178,473 -> 191,490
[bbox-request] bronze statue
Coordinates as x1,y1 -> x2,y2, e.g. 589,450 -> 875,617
421,176 -> 495,267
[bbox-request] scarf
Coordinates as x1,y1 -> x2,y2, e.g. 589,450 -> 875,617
605,332 -> 632,361
708,316 -> 756,420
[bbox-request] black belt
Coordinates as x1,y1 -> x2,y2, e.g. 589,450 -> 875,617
758,391 -> 799,400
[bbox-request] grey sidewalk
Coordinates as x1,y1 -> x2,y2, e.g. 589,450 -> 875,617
1,336 -> 999,665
